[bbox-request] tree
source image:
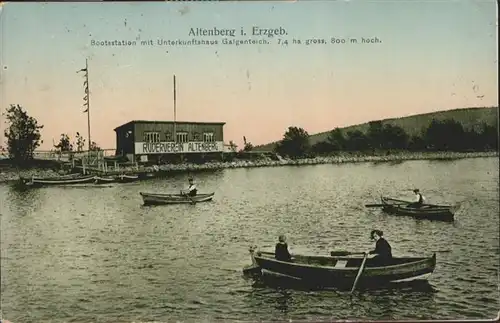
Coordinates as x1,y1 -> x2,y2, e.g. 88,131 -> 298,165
478,123 -> 498,151
2,104 -> 44,165
344,130 -> 370,151
228,140 -> 238,152
90,141 -> 101,151
242,136 -> 253,152
381,124 -> 409,150
424,119 -> 466,151
326,128 -> 346,151
75,132 -> 86,152
311,141 -> 333,155
54,133 -> 73,152
408,135 -> 426,151
366,120 -> 385,150
274,126 -> 311,158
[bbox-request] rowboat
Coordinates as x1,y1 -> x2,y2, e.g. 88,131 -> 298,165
93,174 -> 140,184
20,173 -> 82,181
244,248 -> 436,289
22,174 -> 97,187
93,176 -> 116,184
380,196 -> 455,222
117,174 -> 140,183
139,192 -> 215,205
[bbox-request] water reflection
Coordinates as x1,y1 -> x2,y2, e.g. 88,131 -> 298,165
5,184 -> 45,216
251,273 -> 437,292
246,274 -> 438,320
274,289 -> 293,313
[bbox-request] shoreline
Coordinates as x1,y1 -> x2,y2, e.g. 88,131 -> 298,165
0,151 -> 497,183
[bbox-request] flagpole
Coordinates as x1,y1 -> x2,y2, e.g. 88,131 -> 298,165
173,74 -> 177,143
77,59 -> 91,152
86,59 -> 91,152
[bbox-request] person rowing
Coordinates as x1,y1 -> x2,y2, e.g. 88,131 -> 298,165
366,229 -> 392,266
275,235 -> 292,262
408,188 -> 425,208
181,177 -> 197,197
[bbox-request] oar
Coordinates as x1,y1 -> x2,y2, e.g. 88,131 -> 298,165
330,251 -> 366,256
366,200 -> 409,208
350,252 -> 368,293
334,250 -> 449,258
181,190 -> 196,205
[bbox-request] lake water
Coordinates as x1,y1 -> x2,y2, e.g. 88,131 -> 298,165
1,157 -> 499,322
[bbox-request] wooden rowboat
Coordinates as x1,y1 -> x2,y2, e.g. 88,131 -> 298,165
117,174 -> 140,183
41,173 -> 83,179
139,192 -> 215,205
22,175 -> 97,187
380,196 -> 455,222
20,173 -> 82,182
245,248 -> 436,289
93,174 -> 140,184
93,176 -> 116,184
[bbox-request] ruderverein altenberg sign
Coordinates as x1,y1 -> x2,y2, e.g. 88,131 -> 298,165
135,141 -> 224,154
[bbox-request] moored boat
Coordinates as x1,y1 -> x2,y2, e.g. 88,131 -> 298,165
117,174 -> 140,183
20,173 -> 82,182
245,248 -> 436,289
22,174 -> 97,187
92,174 -> 141,184
380,196 -> 456,222
139,192 -> 215,205
93,176 -> 116,184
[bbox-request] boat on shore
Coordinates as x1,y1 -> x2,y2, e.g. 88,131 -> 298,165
243,248 -> 436,289
379,196 -> 456,222
139,192 -> 215,205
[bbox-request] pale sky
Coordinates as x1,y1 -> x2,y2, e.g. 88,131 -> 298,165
0,1 -> 497,150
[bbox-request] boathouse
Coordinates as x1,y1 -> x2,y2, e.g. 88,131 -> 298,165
113,120 -> 226,164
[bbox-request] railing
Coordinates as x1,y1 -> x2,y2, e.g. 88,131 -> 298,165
32,149 -> 116,162
224,144 -> 237,153
2,145 -> 238,161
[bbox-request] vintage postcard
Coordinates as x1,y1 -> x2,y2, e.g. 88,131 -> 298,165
0,1 -> 498,322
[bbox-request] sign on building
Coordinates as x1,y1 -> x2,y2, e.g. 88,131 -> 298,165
135,141 -> 224,154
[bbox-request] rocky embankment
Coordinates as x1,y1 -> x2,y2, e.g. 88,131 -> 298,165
0,151 -> 497,183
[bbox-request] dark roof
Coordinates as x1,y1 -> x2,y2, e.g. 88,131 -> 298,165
114,120 -> 226,131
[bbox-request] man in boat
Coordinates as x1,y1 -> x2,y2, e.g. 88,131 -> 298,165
408,189 -> 425,208
182,177 -> 197,197
367,230 -> 392,265
275,235 -> 292,262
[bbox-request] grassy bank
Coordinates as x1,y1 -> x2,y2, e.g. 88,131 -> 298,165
0,151 -> 497,183
257,107 -> 499,151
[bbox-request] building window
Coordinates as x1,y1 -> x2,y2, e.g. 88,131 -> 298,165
192,132 -> 201,141
144,132 -> 160,143
203,132 -> 215,142
165,132 -> 173,142
176,132 -> 188,143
